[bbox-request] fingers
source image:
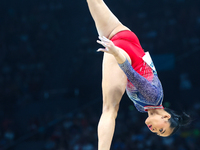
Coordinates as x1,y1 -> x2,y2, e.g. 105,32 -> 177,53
96,36 -> 112,53
97,40 -> 105,45
97,40 -> 107,48
97,48 -> 108,52
97,36 -> 111,47
98,36 -> 110,43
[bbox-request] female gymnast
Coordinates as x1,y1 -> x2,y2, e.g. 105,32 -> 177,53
86,0 -> 191,149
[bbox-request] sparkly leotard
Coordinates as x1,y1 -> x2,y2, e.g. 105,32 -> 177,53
111,30 -> 164,113
119,59 -> 163,113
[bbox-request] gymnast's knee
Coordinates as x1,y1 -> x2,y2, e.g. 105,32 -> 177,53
102,86 -> 124,106
102,102 -> 120,118
101,94 -> 121,116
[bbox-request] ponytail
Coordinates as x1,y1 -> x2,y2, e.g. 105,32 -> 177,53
164,108 -> 191,136
179,112 -> 191,126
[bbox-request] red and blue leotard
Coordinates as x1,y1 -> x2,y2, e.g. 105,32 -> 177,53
111,30 -> 164,113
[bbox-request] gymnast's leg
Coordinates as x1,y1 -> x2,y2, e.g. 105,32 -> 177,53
86,0 -> 131,150
86,0 -> 130,39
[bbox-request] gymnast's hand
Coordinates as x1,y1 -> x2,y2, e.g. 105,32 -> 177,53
97,36 -> 119,56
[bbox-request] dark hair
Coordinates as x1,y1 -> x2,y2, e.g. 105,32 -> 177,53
164,108 -> 191,136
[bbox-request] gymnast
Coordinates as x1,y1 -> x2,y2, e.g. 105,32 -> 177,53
86,0 -> 191,149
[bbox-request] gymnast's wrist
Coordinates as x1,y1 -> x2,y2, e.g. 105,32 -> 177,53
112,47 -> 120,57
113,51 -> 126,64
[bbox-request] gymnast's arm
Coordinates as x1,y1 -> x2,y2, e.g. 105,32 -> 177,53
118,59 -> 159,101
97,36 -> 126,63
97,36 -> 159,101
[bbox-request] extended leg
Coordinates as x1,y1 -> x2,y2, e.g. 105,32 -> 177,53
86,0 -> 130,39
86,1 -> 131,150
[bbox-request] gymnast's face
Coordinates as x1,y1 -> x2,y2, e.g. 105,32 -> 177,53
145,114 -> 173,137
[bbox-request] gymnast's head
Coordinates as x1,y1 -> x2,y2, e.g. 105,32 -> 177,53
145,108 -> 191,137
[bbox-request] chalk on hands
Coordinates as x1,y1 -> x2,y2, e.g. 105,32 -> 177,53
97,40 -> 108,47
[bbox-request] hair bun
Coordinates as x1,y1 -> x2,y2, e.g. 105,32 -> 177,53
179,112 -> 191,126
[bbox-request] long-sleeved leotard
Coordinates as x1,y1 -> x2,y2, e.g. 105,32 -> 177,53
118,59 -> 164,113
110,30 -> 164,112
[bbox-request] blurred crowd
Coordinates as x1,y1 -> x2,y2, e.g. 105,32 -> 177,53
0,0 -> 200,149
1,101 -> 200,150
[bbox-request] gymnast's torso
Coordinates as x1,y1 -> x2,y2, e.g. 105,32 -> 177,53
118,53 -> 164,113
111,30 -> 164,113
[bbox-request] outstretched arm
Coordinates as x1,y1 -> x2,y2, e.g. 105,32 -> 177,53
118,59 -> 159,101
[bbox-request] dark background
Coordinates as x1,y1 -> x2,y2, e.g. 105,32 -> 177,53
0,0 -> 199,149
